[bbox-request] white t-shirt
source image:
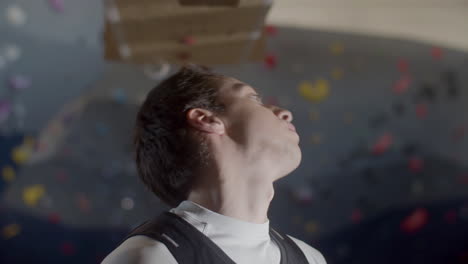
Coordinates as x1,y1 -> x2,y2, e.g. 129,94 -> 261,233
102,200 -> 327,264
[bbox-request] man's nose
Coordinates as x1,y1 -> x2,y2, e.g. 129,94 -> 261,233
270,105 -> 293,123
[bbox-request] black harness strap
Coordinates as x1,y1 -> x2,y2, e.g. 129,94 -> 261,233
119,211 -> 309,264
270,227 -> 309,264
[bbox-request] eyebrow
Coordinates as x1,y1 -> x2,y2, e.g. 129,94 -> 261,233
231,82 -> 262,95
231,82 -> 247,93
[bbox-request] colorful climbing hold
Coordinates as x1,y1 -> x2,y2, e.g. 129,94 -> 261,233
408,157 -> 424,173
397,58 -> 409,74
310,134 -> 322,145
23,136 -> 35,147
4,44 -> 21,62
121,197 -> 135,210
106,6 -> 120,23
304,220 -> 319,234
330,42 -> 344,55
291,185 -> 314,205
264,25 -> 277,36
6,5 -> 27,26
23,184 -> 46,207
2,166 -> 16,182
111,88 -> 127,104
143,63 -> 171,81
400,208 -> 429,234
416,103 -> 428,119
2,223 -> 21,239
60,241 -> 76,256
76,193 -> 91,213
48,212 -> 61,224
431,46 -> 443,60
181,36 -> 195,45
8,75 -> 31,91
12,144 -> 32,164
264,54 -> 277,69
351,208 -> 363,223
393,75 -> 411,94
0,100 -> 12,123
48,0 -> 65,13
371,133 -> 393,155
298,79 -> 330,103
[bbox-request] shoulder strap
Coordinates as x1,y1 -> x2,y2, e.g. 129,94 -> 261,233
270,228 -> 309,264
120,211 -> 236,264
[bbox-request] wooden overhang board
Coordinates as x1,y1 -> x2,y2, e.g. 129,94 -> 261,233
103,0 -> 273,65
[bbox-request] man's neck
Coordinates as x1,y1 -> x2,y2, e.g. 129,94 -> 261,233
187,181 -> 275,224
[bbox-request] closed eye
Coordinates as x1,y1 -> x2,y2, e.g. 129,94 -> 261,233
252,94 -> 263,103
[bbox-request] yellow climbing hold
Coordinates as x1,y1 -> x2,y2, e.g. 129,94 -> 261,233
23,184 -> 45,207
23,136 -> 35,148
330,42 -> 344,55
310,134 -> 322,145
11,144 -> 32,164
298,79 -> 330,103
2,166 -> 15,182
2,224 -> 21,239
304,220 -> 319,234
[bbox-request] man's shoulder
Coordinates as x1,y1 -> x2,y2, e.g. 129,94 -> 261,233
101,235 -> 178,264
286,234 -> 327,264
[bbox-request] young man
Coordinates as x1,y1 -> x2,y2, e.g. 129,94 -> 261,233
102,65 -> 327,264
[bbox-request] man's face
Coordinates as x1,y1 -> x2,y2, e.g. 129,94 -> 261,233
216,77 -> 301,180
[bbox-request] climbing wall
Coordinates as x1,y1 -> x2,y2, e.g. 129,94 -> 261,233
1,1 -> 468,263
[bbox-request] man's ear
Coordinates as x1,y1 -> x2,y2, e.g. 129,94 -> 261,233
186,108 -> 224,135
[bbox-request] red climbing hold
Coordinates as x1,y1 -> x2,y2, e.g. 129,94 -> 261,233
408,157 -> 424,173
371,133 -> 393,155
431,47 -> 443,60
264,54 -> 277,69
397,58 -> 409,74
401,208 -> 429,234
265,25 -> 278,36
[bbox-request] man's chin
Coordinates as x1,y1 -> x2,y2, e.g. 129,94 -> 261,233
276,163 -> 301,181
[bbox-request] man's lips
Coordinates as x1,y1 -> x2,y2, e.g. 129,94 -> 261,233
288,123 -> 296,132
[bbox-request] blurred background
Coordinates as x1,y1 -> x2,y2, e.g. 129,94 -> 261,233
1,0 -> 468,263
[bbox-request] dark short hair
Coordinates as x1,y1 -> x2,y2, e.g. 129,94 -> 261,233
133,64 -> 227,207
